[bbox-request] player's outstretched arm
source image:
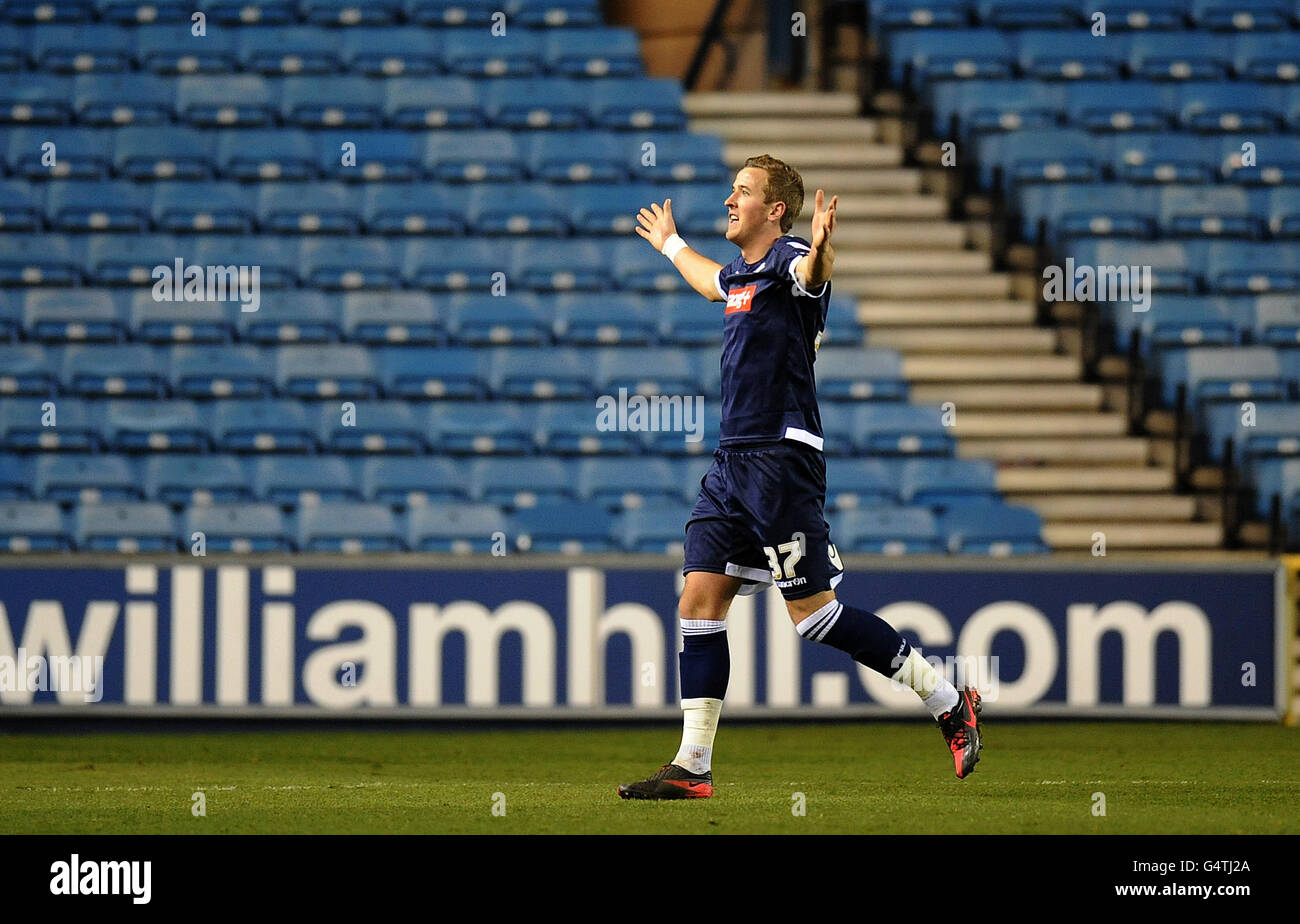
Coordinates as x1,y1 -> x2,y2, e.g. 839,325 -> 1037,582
795,188 -> 837,290
635,198 -> 725,303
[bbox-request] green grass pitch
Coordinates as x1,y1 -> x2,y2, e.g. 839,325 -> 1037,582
2,722 -> 1297,834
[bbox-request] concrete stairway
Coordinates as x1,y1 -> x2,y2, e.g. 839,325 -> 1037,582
684,90 -> 1223,551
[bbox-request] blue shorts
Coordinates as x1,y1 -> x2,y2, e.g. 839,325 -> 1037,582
683,441 -> 845,600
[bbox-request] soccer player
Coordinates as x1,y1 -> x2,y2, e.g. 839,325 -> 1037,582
618,154 -> 982,800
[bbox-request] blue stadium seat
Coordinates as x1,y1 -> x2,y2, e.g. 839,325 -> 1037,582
975,128 -> 1102,191
658,293 -> 723,345
445,294 -> 550,346
407,502 -> 506,553
143,454 -> 253,505
818,403 -> 856,454
37,453 -> 140,503
0,397 -> 99,451
213,400 -> 318,453
298,237 -> 400,289
340,27 -> 443,76
99,0 -> 192,21
30,24 -> 134,72
237,26 -> 342,75
256,183 -> 363,235
300,0 -> 400,25
1159,345 -> 1286,410
826,459 -> 900,510
115,125 -> 216,179
1205,400 -> 1300,466
1175,81 -> 1283,133
0,344 -> 59,395
1253,293 -> 1300,344
666,182 -> 732,236
5,0 -> 94,19
384,76 -> 483,129
899,457 -> 1000,508
513,238 -> 605,291
104,398 -> 208,452
1245,456 -> 1300,519
361,456 -> 470,506
364,183 -> 466,235
1068,239 -> 1197,292
175,74 -> 276,127
342,291 -> 441,344
1014,29 -> 1126,80
401,237 -> 497,289
489,346 -> 597,399
0,455 -> 33,498
1205,240 -> 1299,293
217,130 -> 317,182
441,27 -> 543,77
134,23 -> 238,74
7,128 -> 110,180
424,130 -> 525,182
465,182 -> 568,235
1015,183 -> 1158,246
637,132 -> 727,184
525,131 -> 626,183
471,457 -> 577,508
1267,187 -> 1300,236
184,503 -> 293,552
612,236 -> 736,292
315,400 -> 428,453
44,180 -> 150,232
318,131 -> 424,182
1062,80 -> 1172,133
554,293 -> 657,346
429,401 -> 534,454
378,346 -> 488,399
542,26 -> 641,77
483,77 -> 589,129
577,457 -> 680,509
940,501 -> 1048,554
535,399 -> 640,454
618,506 -> 691,554
0,291 -> 17,341
1127,31 -> 1234,79
0,234 -> 82,286
0,76 -> 74,125
568,181 -> 658,234
510,502 -> 616,552
169,344 -> 274,398
1220,133 -> 1300,184
814,346 -> 908,401
150,181 -> 256,234
130,292 -> 237,343
1113,294 -> 1246,357
886,28 -> 1014,89
61,344 -> 166,397
23,288 -> 127,342
201,0 -> 297,26
0,26 -> 25,72
1190,0 -> 1290,30
238,290 -> 339,344
72,72 -> 175,127
928,80 -> 1061,143
275,344 -> 380,398
298,501 -> 405,552
1106,132 -> 1219,184
0,500 -> 70,551
507,0 -> 601,27
853,403 -> 954,455
252,455 -> 359,505
867,0 -> 972,33
1157,185 -> 1261,238
835,506 -> 943,554
1233,30 -> 1300,81
587,78 -> 686,130
280,75 -> 384,128
596,346 -> 703,396
75,501 -> 176,552
975,0 -> 1079,27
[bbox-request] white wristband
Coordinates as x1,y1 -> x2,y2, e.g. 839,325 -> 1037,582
661,234 -> 688,263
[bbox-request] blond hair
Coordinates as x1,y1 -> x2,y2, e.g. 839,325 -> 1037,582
742,154 -> 804,234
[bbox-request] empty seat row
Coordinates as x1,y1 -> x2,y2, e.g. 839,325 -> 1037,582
1,74 -> 683,130
871,0 -> 1300,34
1106,293 -> 1300,358
0,497 -> 1045,554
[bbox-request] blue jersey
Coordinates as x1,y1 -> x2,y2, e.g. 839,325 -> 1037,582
712,234 -> 831,450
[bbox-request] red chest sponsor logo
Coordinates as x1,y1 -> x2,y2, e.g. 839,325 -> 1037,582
725,283 -> 758,314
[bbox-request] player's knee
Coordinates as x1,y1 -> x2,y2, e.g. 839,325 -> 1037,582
785,589 -> 837,625
678,593 -> 729,624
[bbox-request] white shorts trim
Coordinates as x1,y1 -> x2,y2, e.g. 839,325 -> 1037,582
783,426 -> 824,451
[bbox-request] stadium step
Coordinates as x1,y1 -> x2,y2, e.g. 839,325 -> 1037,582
684,91 -> 860,118
832,221 -> 966,248
832,195 -> 949,219
951,411 -> 1127,437
911,382 -> 1105,409
692,117 -> 879,144
997,466 -> 1175,492
1010,493 -> 1199,521
837,250 -> 991,274
723,141 -> 902,169
849,273 -> 1011,299
957,437 -> 1151,464
866,326 -> 1056,352
798,168 -> 925,195
1041,521 -> 1224,549
858,300 -> 1036,325
903,353 -> 1080,381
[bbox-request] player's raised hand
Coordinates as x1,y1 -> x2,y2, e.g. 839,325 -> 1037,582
809,188 -> 838,250
634,199 -> 678,251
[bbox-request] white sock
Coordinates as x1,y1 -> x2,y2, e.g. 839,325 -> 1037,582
672,696 -> 723,774
891,649 -> 959,719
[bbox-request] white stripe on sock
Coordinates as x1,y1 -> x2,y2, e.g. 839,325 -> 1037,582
794,600 -> 842,642
680,618 -> 726,636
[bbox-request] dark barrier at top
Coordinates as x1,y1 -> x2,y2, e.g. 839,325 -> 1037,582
0,559 -> 1286,718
